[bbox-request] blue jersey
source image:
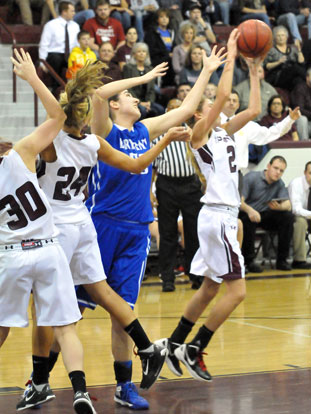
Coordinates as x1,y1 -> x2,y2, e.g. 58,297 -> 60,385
86,122 -> 154,223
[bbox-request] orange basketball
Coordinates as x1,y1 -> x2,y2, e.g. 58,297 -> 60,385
237,19 -> 273,58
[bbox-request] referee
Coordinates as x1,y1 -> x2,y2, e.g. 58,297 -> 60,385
153,98 -> 203,292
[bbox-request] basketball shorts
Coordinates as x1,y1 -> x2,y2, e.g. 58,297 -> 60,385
78,213 -> 151,310
190,205 -> 245,283
57,219 -> 107,286
0,242 -> 81,327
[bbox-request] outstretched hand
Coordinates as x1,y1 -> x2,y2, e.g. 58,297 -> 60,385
203,46 -> 227,72
144,62 -> 168,82
227,28 -> 239,59
11,48 -> 36,81
165,126 -> 192,143
289,106 -> 301,121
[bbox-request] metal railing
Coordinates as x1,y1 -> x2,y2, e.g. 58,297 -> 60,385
34,59 -> 66,126
0,17 -> 17,102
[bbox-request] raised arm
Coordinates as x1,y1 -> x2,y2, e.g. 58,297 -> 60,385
191,29 -> 238,148
97,126 -> 191,173
224,58 -> 262,136
91,62 -> 168,138
11,49 -> 65,170
143,45 -> 228,139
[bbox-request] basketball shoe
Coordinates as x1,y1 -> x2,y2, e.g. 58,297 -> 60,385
137,344 -> 167,389
114,382 -> 149,410
154,338 -> 183,377
16,383 -> 55,411
73,391 -> 97,414
174,343 -> 212,381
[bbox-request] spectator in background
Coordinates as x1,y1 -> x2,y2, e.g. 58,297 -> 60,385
264,25 -> 305,91
215,0 -> 232,25
39,1 -> 80,90
123,42 -> 165,118
176,82 -> 192,100
205,0 -> 223,24
83,0 -> 125,52
130,0 -> 159,41
172,23 -> 196,84
14,0 -> 51,25
44,0 -> 95,26
288,162 -> 311,269
66,30 -> 97,79
204,82 -> 217,100
239,0 -> 272,27
233,53 -> 249,86
179,4 -> 216,56
276,0 -> 311,50
114,27 -> 138,70
180,45 -> 219,87
144,8 -> 176,86
239,156 -> 294,272
157,0 -> 184,36
260,95 -> 299,141
235,64 -> 277,121
291,68 -> 311,140
98,41 -> 122,80
109,0 -> 134,32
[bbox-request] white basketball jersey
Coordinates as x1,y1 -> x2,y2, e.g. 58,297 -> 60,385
0,150 -> 57,244
191,127 -> 240,208
38,130 -> 100,225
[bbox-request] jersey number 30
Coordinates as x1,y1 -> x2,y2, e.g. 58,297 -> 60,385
0,181 -> 47,230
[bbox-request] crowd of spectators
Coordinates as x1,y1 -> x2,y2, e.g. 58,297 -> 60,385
9,0 -> 311,275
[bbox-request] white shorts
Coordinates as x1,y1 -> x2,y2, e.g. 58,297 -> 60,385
57,219 -> 106,286
0,242 -> 81,327
190,206 -> 245,283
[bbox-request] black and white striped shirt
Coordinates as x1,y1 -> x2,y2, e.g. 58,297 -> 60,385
152,135 -> 195,177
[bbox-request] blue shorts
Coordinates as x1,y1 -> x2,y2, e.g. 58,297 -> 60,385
76,213 -> 151,310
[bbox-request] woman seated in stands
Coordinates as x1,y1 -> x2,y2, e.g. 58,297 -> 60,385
260,94 -> 299,141
123,42 -> 165,118
264,25 -> 306,90
114,27 -> 138,70
179,44 -> 219,87
172,23 -> 196,84
98,41 -> 122,82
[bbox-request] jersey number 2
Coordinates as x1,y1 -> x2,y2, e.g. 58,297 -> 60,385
227,145 -> 237,173
0,181 -> 47,230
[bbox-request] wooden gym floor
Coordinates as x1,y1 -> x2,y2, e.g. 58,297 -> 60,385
1,268 -> 311,413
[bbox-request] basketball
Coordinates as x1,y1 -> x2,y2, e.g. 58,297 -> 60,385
237,19 -> 273,58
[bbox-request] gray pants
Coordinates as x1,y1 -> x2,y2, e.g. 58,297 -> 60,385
15,0 -> 51,25
293,216 -> 309,262
295,115 -> 311,141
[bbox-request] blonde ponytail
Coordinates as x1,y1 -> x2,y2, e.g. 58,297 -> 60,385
59,60 -> 106,129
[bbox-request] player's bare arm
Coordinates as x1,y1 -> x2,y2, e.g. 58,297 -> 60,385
96,126 -> 191,173
10,48 -> 65,171
191,29 -> 238,149
143,46 -> 227,140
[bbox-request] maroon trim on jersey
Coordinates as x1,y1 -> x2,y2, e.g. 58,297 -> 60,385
0,157 -> 3,165
198,144 -> 213,164
221,224 -> 243,280
68,133 -> 87,141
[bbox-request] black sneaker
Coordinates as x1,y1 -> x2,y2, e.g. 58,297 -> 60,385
73,391 -> 97,414
16,383 -> 55,411
154,338 -> 183,377
138,344 -> 168,390
162,282 -> 175,292
174,344 -> 212,382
